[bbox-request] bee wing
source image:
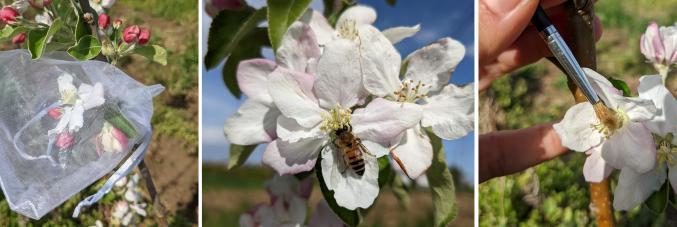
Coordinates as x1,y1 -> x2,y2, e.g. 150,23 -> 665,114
334,145 -> 348,174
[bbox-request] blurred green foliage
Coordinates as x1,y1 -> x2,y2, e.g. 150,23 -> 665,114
480,0 -> 677,226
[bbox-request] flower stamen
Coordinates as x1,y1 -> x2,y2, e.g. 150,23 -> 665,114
320,105 -> 352,133
337,19 -> 358,41
590,108 -> 628,137
656,133 -> 677,167
392,79 -> 431,103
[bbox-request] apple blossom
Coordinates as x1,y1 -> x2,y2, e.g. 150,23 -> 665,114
362,37 -> 473,178
34,11 -> 51,25
12,32 -> 25,44
122,25 -> 140,43
98,13 -> 110,30
239,175 -> 311,227
95,121 -> 129,155
0,6 -> 20,24
89,0 -> 115,14
554,68 -> 658,183
138,28 -> 150,45
641,22 -> 677,83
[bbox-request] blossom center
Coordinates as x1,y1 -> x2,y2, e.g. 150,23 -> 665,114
590,108 -> 628,137
337,19 -> 358,41
320,105 -> 352,133
656,133 -> 677,167
392,79 -> 431,103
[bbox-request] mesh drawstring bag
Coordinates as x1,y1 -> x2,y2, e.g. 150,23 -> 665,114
0,50 -> 163,219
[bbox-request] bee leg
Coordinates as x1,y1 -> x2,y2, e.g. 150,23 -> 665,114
357,138 -> 376,157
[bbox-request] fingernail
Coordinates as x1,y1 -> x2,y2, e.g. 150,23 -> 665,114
484,0 -> 529,14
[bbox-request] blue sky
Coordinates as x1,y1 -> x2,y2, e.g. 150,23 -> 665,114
202,0 -> 475,184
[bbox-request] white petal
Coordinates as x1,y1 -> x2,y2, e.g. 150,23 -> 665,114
601,123 -> 656,173
68,104 -> 85,132
277,22 -> 322,74
58,73 -> 76,95
276,115 -> 324,143
314,39 -> 364,109
403,38 -> 465,92
263,138 -> 325,175
382,24 -> 420,44
639,75 -> 677,140
268,67 -> 324,128
617,96 -> 658,122
300,10 -> 336,45
351,98 -> 422,146
582,68 -> 623,106
582,145 -> 614,183
320,145 -> 379,209
237,59 -> 277,103
224,99 -> 279,145
391,127 -> 433,179
78,83 -> 105,110
358,25 -> 402,98
553,103 -> 604,152
359,139 -> 390,158
337,5 -> 376,26
613,167 -> 665,210
421,83 -> 474,140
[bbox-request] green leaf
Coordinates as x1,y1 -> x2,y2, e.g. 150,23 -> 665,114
104,104 -> 139,139
425,129 -> 458,227
222,28 -> 269,98
0,26 -> 15,40
267,0 -> 313,51
27,18 -> 64,59
385,0 -> 397,6
645,180 -> 669,214
227,144 -> 258,170
607,77 -> 632,97
67,35 -> 101,60
74,11 -> 91,41
377,156 -> 395,188
315,156 -> 363,227
136,45 -> 168,66
204,7 -> 267,69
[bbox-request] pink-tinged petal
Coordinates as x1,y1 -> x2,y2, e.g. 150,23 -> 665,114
613,167 -> 665,211
309,200 -> 344,227
224,99 -> 279,145
111,126 -> 129,148
391,127 -> 433,179
237,59 -> 277,103
582,145 -> 614,183
641,22 -> 665,63
299,10 -> 335,45
601,123 -> 656,173
263,138 -> 324,175
276,115 -> 323,143
277,22 -> 322,74
421,83 -> 474,140
268,67 -> 323,128
314,39 -> 364,109
553,102 -> 604,152
639,75 -> 677,141
403,38 -> 465,92
320,145 -> 379,209
358,25 -> 402,98
382,24 -> 420,44
351,98 -> 422,146
337,5 -> 376,26
661,25 -> 677,64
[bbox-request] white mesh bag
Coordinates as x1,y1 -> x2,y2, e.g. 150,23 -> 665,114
0,50 -> 163,219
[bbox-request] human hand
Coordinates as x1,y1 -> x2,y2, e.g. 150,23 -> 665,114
478,0 -> 603,91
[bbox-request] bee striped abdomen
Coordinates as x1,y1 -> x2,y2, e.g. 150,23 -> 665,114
349,158 -> 365,176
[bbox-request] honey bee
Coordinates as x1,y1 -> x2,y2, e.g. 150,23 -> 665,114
333,124 -> 373,176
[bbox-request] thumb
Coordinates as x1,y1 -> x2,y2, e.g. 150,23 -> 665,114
479,0 -> 540,65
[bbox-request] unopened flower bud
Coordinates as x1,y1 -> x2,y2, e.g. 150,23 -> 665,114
56,132 -> 75,151
101,40 -> 115,56
0,6 -> 20,24
112,18 -> 122,29
205,0 -> 242,17
83,12 -> 94,24
122,25 -> 140,43
11,32 -> 26,44
138,28 -> 150,45
98,13 -> 110,30
47,107 -> 63,119
28,0 -> 52,9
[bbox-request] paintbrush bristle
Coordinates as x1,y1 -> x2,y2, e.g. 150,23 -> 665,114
592,102 -> 619,131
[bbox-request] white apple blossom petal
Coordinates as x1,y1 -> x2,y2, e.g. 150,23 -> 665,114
314,39 -> 364,109
277,22 -> 322,74
421,83 -> 474,140
553,103 -> 604,152
639,75 -> 677,142
78,83 -> 105,110
391,127 -> 433,179
351,98 -> 422,146
582,68 -> 623,105
268,67 -> 323,128
223,99 -> 278,145
300,10 -> 336,45
337,5 -> 376,26
382,24 -> 421,44
276,115 -> 324,143
359,139 -> 390,158
613,167 -> 665,210
403,38 -> 465,92
238,59 -> 277,103
358,25 -> 402,97
614,96 -> 658,122
263,138 -> 325,175
582,145 -> 614,183
601,123 -> 656,173
320,145 -> 379,209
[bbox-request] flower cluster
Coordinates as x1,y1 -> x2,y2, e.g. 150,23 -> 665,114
109,173 -> 148,226
223,4 -> 473,214
640,22 -> 677,82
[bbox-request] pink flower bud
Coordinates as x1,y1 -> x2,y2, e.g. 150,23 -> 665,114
97,122 -> 129,154
47,107 -> 62,119
11,32 -> 25,44
98,13 -> 110,30
56,132 -> 75,151
28,0 -> 52,9
641,22 -> 677,65
138,28 -> 150,45
122,25 -> 140,43
205,0 -> 242,17
112,18 -> 122,29
0,7 -> 20,25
